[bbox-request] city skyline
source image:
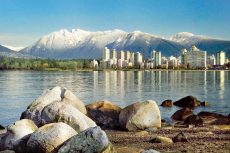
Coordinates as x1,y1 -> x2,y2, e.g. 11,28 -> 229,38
0,0 -> 230,46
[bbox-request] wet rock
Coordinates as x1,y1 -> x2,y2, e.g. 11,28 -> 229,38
119,100 -> 161,131
141,149 -> 160,153
200,101 -> 208,106
171,108 -> 194,121
160,99 -> 173,107
86,100 -> 122,129
0,119 -> 37,150
21,86 -> 86,126
150,136 -> 173,144
57,126 -> 112,153
173,96 -> 201,108
41,101 -> 96,133
197,111 -> 230,125
27,122 -> 77,153
13,134 -> 30,153
184,115 -> 204,127
172,132 -> 188,143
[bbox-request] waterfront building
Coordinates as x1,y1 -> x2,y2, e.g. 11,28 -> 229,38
112,49 -> 117,59
168,56 -> 178,69
118,59 -> 123,68
126,51 -> 131,62
118,50 -> 125,60
186,45 -> 207,69
134,52 -> 143,68
155,51 -> 161,67
103,47 -> 110,61
216,51 -> 226,65
181,49 -> 188,68
91,59 -> 98,69
151,50 -> 156,60
208,54 -> 216,66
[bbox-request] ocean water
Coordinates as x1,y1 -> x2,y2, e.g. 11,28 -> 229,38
0,70 -> 229,126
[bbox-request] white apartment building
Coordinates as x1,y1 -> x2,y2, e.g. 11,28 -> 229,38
186,45 -> 207,68
216,51 -> 226,65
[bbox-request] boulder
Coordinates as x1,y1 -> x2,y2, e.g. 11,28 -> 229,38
200,101 -> 208,106
197,111 -> 230,125
149,136 -> 173,144
57,126 -> 113,153
119,100 -> 161,131
21,86 -> 86,126
0,119 -> 37,151
0,125 -> 4,130
172,132 -> 188,143
173,96 -> 201,108
171,108 -> 194,121
27,122 -> 77,153
86,100 -> 122,129
184,115 -> 203,127
160,99 -> 173,107
41,101 -> 96,133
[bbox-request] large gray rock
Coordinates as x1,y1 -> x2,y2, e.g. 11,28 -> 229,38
21,86 -> 87,126
119,100 -> 161,131
86,100 -> 122,129
27,122 -> 77,153
58,126 -> 112,153
0,119 -> 37,151
41,101 -> 96,132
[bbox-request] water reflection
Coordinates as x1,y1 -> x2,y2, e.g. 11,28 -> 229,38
0,70 -> 229,126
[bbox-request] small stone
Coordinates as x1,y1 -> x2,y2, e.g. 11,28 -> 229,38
135,131 -> 149,136
160,99 -> 173,107
141,149 -> 160,153
172,132 -> 189,143
150,136 -> 173,144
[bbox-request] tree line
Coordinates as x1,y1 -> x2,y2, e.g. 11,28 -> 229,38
0,56 -> 93,70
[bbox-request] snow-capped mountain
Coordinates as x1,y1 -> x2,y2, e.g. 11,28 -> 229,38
20,29 -> 230,59
1,45 -> 24,52
169,32 -> 209,45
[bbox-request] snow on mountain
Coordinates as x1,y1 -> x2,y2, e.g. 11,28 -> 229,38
1,45 -> 24,51
21,29 -> 230,59
169,32 -> 210,45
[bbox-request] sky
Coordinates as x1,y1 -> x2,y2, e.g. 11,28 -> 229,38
0,0 -> 230,46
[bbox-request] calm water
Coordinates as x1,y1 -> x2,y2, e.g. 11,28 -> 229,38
0,70 -> 229,126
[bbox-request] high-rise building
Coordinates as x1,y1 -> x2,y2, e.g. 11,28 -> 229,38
151,50 -> 156,60
181,49 -> 188,65
112,49 -> 117,59
126,51 -> 131,62
155,51 -> 161,67
103,47 -> 110,61
118,50 -> 125,60
208,54 -> 216,66
134,52 -> 143,68
186,45 -> 207,68
216,51 -> 226,65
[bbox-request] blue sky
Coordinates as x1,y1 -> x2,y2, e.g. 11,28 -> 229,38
0,0 -> 230,46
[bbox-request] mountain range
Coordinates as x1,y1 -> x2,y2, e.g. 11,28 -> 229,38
1,29 -> 230,59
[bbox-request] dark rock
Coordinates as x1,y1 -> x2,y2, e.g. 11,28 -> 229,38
0,125 -> 4,130
198,111 -> 230,125
86,100 -> 122,129
200,101 -> 208,106
171,108 -> 194,121
13,134 -> 31,153
57,126 -> 112,153
0,150 -> 15,153
184,115 -> 203,127
173,96 -> 201,108
160,99 -> 173,107
172,132 -> 188,143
